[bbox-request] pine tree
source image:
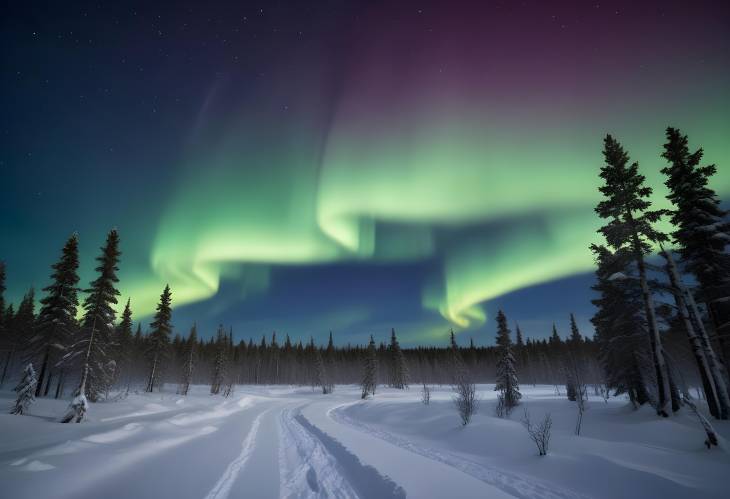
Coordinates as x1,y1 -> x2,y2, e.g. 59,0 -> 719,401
28,234 -> 80,398
495,310 -> 521,415
591,245 -> 650,407
389,328 -> 408,389
0,304 -> 14,387
549,324 -> 562,348
312,339 -> 332,394
179,324 -> 197,396
661,127 -> 730,360
222,329 -> 236,397
661,127 -> 730,295
569,314 -> 582,345
116,299 -> 134,388
63,229 -> 121,410
10,363 -> 37,415
210,325 -> 228,395
565,314 -> 583,402
0,261 -> 5,340
514,323 -> 531,383
361,335 -> 378,399
596,135 -> 673,416
146,285 -> 172,392
515,324 -> 524,349
449,329 -> 466,380
2,288 -> 36,387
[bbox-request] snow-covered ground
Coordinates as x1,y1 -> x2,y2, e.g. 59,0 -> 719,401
0,384 -> 728,499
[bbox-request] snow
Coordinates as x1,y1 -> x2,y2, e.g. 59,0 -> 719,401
1,384 -> 728,498
607,272 -> 629,281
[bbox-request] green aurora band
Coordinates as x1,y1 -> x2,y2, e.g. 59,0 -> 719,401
128,106 -> 729,332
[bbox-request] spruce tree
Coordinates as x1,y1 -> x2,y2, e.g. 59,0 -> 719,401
146,285 -> 172,392
210,325 -> 228,394
64,229 -> 121,409
595,135 -> 673,416
0,262 -> 5,386
28,234 -> 80,398
2,288 -> 36,387
0,304 -> 14,387
591,244 -> 650,407
10,363 -> 37,415
569,314 -> 582,345
549,324 -> 562,348
515,324 -> 524,349
0,261 -> 5,338
565,314 -> 583,402
312,339 -> 332,394
449,329 -> 466,380
389,328 -> 408,389
116,298 -> 134,388
361,335 -> 378,399
179,323 -> 197,396
494,310 -> 521,415
661,127 -> 730,358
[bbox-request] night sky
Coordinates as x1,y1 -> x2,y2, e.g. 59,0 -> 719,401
1,1 -> 729,346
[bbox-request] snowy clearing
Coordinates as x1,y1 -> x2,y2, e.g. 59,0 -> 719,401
1,384 -> 728,499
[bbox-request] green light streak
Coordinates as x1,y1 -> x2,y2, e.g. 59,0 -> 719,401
125,96 -> 729,334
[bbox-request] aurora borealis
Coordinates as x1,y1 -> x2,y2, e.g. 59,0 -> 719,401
2,1 -> 729,344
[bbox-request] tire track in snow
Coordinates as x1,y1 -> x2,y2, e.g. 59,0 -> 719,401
279,406 -> 405,499
204,410 -> 267,499
279,407 -> 359,499
329,403 -> 589,499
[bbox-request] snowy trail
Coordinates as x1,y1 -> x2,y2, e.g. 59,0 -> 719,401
279,404 -> 405,499
279,406 -> 360,499
204,409 -> 267,499
328,401 -> 589,499
300,399 -> 518,498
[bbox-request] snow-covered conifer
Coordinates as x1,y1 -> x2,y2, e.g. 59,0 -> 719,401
146,285 -> 173,392
2,289 -> 35,387
595,135 -> 673,416
210,325 -> 228,395
179,324 -> 197,396
10,363 -> 37,415
389,328 -> 408,389
62,230 -> 120,407
312,340 -> 332,394
26,234 -> 80,398
495,310 -> 521,416
115,298 -> 134,388
361,335 -> 378,399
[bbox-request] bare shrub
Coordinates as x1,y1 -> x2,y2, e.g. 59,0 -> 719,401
522,409 -> 552,456
453,377 -> 478,426
421,382 -> 431,405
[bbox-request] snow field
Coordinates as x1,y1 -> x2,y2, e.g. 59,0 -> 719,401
0,384 -> 728,499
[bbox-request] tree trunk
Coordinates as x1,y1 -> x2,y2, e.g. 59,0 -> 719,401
633,236 -> 671,417
663,249 -> 726,418
55,370 -> 65,399
0,347 -> 15,387
146,354 -> 158,393
44,370 -> 54,397
35,348 -> 50,397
